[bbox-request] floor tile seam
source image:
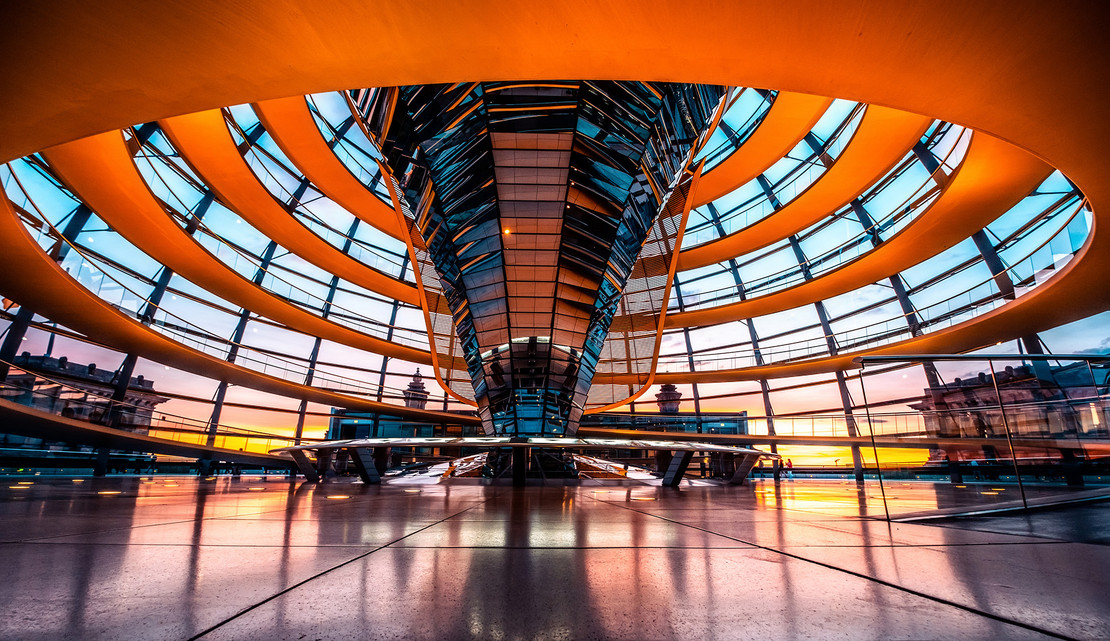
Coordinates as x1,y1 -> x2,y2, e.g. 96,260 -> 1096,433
10,516 -> 206,543
619,502 -> 874,520
589,501 -> 871,525
384,544 -> 757,550
594,496 -> 1081,641
11,541 -> 396,549
936,523 -> 1092,544
118,492 -> 442,523
0,496 -> 330,542
8,539 -> 1066,550
210,501 -> 492,521
928,522 -> 1106,545
4,496 -> 491,541
4,498 -> 353,540
766,540 -> 1071,550
577,502 -> 1066,551
216,518 -> 447,523
802,519 -> 1057,546
185,487 -> 510,641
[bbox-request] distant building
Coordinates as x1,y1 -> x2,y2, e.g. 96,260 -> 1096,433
909,361 -> 1108,462
0,353 -> 169,449
654,384 -> 682,414
403,369 -> 430,409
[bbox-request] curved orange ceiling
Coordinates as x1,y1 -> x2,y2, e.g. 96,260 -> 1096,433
678,105 -> 932,271
689,92 -> 832,208
0,1 -> 1107,381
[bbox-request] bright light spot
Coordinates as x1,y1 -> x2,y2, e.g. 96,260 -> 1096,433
630,497 -> 656,501
248,487 -> 265,491
17,481 -> 33,485
502,228 -> 511,235
403,489 -> 421,493
72,479 -> 84,483
326,495 -> 350,500
98,491 -> 121,495
980,491 -> 1000,495
9,486 -> 29,490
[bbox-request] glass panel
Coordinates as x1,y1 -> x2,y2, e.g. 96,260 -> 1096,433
858,355 -> 1110,520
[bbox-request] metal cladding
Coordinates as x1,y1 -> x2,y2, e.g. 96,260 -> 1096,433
358,82 -> 724,436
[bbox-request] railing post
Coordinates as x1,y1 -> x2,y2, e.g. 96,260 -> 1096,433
988,358 -> 1028,509
857,358 -> 890,521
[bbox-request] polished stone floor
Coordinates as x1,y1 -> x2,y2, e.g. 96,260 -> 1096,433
1,475 -> 1107,640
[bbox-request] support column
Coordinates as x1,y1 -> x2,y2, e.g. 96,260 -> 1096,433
788,226 -> 864,482
662,450 -> 694,487
671,278 -> 704,420
1061,449 -> 1085,487
704,202 -> 778,458
372,446 -> 392,476
511,445 -> 530,487
348,447 -> 382,484
0,306 -> 35,382
1,204 -> 93,381
947,456 -> 964,484
287,450 -> 320,482
852,198 -> 960,456
370,253 -> 408,440
93,447 -> 110,477
315,449 -> 336,479
728,453 -> 762,485
654,450 -> 673,476
202,240 -> 278,458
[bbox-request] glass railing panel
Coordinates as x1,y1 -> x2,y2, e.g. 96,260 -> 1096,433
857,355 -> 1110,520
0,357 -> 313,455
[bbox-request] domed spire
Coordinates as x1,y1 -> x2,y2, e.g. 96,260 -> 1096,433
655,383 -> 682,414
403,369 -> 429,409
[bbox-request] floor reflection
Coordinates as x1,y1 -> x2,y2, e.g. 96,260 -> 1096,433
0,476 -> 1106,640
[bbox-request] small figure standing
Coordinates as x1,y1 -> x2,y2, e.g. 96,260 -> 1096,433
786,458 -> 794,480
